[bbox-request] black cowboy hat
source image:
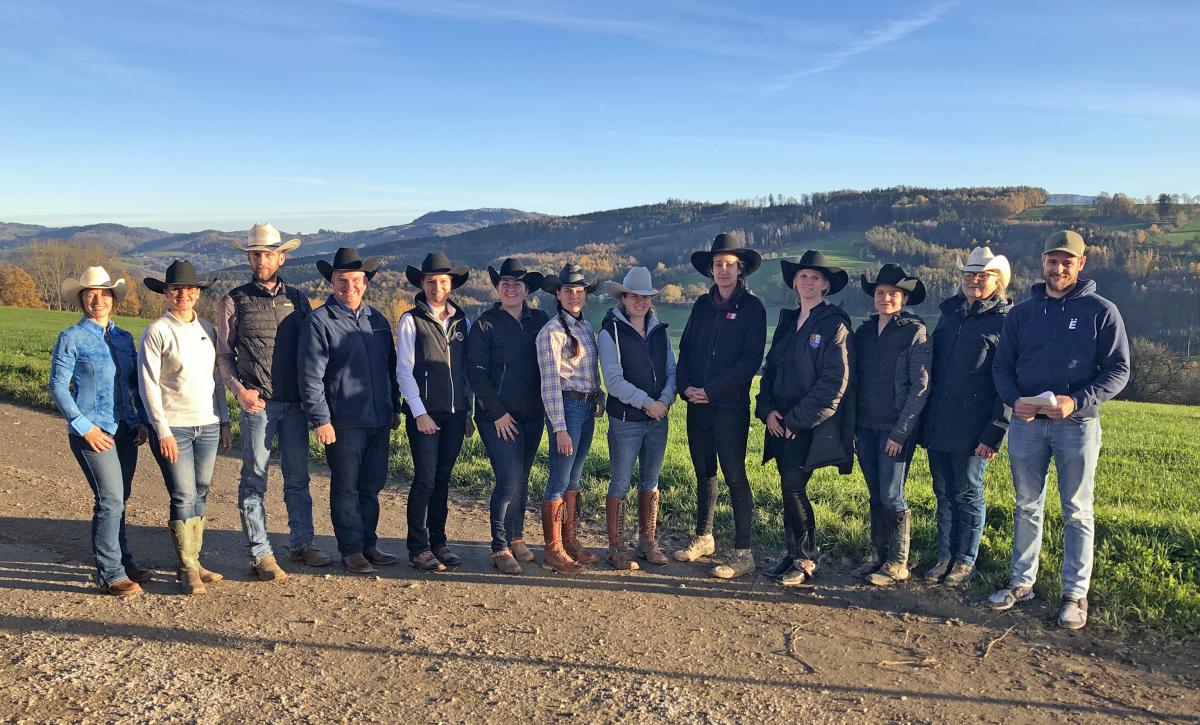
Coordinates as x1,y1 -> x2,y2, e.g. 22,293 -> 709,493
406,252 -> 469,289
780,250 -> 849,295
144,259 -> 212,294
690,233 -> 763,278
860,263 -> 926,306
487,258 -> 544,291
317,247 -> 381,281
542,262 -> 599,294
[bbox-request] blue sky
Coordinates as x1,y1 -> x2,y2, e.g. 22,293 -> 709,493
1,0 -> 1196,233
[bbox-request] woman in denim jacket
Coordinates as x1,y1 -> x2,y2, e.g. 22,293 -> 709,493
49,267 -> 150,596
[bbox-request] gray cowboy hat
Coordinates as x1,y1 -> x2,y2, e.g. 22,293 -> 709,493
780,250 -> 849,295
860,263 -> 926,306
603,266 -> 659,298
317,247 -> 380,281
406,252 -> 469,289
690,233 -> 763,278
487,258 -> 544,291
144,260 -> 212,294
542,262 -> 599,294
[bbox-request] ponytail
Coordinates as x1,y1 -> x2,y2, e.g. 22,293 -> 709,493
556,301 -> 581,360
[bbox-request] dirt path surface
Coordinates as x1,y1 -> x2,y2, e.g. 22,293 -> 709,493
1,402 -> 1197,723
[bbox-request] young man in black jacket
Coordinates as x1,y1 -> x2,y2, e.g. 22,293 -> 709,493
672,233 -> 767,579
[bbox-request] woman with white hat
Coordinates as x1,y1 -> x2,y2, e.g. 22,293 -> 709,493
597,266 -> 676,570
138,259 -> 232,595
918,247 -> 1012,587
50,267 -> 151,596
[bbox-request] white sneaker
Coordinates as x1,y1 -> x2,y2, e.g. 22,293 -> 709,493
672,533 -> 715,562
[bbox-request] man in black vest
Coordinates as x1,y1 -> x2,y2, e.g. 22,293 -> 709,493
217,223 -> 330,581
396,253 -> 474,572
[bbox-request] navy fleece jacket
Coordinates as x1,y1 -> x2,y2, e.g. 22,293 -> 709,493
993,279 -> 1130,421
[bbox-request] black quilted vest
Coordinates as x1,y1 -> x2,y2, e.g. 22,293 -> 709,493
228,281 -> 308,402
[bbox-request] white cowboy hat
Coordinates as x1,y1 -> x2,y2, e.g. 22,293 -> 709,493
61,266 -> 128,304
957,246 -> 1011,290
603,266 -> 659,298
231,222 -> 301,253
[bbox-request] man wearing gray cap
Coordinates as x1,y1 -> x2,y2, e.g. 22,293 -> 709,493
988,230 -> 1130,630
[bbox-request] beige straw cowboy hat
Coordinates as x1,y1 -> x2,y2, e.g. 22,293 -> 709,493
231,223 -> 301,253
957,246 -> 1011,290
61,266 -> 128,304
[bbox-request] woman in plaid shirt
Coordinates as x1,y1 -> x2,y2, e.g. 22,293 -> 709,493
536,262 -> 605,574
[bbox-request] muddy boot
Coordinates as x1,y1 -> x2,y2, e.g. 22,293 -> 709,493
541,499 -> 584,574
712,548 -> 756,579
852,504 -> 888,578
169,519 -> 205,595
605,496 -> 638,571
636,490 -> 669,566
561,490 -> 598,565
194,517 -> 223,584
766,522 -> 797,580
510,539 -> 535,563
672,533 -> 715,562
866,510 -> 911,587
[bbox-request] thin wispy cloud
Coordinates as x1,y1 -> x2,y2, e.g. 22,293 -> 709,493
766,0 -> 959,93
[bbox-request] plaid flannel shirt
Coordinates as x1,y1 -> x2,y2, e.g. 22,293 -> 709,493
536,313 -> 600,433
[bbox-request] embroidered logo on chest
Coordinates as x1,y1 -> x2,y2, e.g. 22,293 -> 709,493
1068,318 -> 1078,330
725,312 -> 737,320
809,333 -> 822,348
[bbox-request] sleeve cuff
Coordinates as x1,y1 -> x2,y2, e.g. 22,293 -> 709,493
69,415 -> 93,437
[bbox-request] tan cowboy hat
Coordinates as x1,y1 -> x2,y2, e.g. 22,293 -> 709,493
957,246 -> 1011,290
231,223 -> 301,253
61,266 -> 128,304
603,266 -> 659,298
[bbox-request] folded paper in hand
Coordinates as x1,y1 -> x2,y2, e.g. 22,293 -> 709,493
1017,391 -> 1057,408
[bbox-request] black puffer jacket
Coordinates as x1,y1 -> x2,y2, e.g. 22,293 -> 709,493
921,293 -> 1012,455
676,281 -> 766,410
854,311 -> 931,444
756,302 -> 855,472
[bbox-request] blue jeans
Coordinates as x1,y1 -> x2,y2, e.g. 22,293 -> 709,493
150,424 -> 221,521
928,450 -> 989,565
477,414 -> 543,553
237,401 -> 314,560
405,412 -> 466,556
544,397 -> 596,502
1007,416 -> 1101,600
325,426 -> 391,557
68,427 -> 140,585
606,416 -> 669,498
856,427 -> 912,515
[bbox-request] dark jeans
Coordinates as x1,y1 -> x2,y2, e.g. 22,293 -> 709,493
686,404 -> 754,549
325,426 -> 391,557
779,465 -> 816,560
477,414 -> 542,553
855,427 -> 912,516
149,424 -> 220,522
68,426 -> 139,586
405,411 -> 466,556
928,450 -> 989,566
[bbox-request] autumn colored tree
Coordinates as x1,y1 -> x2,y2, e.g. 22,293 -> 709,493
0,265 -> 43,308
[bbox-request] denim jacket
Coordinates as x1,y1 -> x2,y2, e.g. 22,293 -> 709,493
49,317 -> 145,436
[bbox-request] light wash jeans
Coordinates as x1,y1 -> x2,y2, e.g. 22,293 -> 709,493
544,397 -> 595,502
1006,416 -> 1101,600
150,423 -> 221,521
237,401 -> 314,560
68,426 -> 140,586
606,416 -> 668,498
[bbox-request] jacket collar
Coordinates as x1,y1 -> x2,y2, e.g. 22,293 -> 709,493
939,292 -> 1011,317
414,291 -> 463,323
604,306 -> 664,335
1029,278 -> 1097,303
325,295 -> 370,318
487,301 -> 534,322
709,279 -> 746,311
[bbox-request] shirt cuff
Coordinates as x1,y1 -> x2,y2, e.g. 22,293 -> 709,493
407,397 -> 428,417
69,415 -> 93,437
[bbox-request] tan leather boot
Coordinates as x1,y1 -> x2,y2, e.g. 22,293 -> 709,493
194,517 -> 223,584
510,539 -> 535,563
605,496 -> 638,571
169,519 -> 205,595
541,499 -> 584,574
561,490 -> 598,564
636,490 -> 669,565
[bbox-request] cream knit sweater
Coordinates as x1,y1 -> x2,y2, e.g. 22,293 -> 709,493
138,311 -> 230,439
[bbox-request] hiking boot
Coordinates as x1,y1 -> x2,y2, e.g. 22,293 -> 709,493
491,550 -> 522,575
365,547 -> 401,566
712,548 -> 756,579
541,499 -> 585,574
510,539 -> 535,563
1058,597 -> 1088,630
921,559 -> 952,584
104,578 -> 143,597
636,490 -> 669,566
605,496 -> 638,571
941,562 -> 975,587
431,547 -> 462,569
778,558 -> 817,588
290,543 -> 333,567
409,550 -> 444,573
561,490 -> 598,564
672,533 -> 716,562
987,583 -> 1035,611
865,510 -> 911,587
252,554 -> 288,582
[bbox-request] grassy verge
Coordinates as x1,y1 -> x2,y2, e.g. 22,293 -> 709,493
4,305 -> 1198,635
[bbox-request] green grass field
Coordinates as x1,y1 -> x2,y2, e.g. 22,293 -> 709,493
3,305 -> 1198,634
1160,217 -> 1200,245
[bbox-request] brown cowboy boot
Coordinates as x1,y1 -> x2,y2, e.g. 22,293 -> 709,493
561,490 -> 598,564
636,490 -> 669,565
541,499 -> 584,574
605,496 -> 638,570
